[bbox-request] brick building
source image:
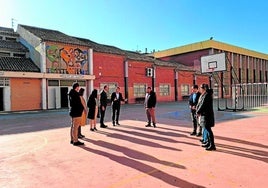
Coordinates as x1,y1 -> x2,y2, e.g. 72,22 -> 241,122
152,40 -> 268,99
1,24 -> 209,112
78,37 -> 207,102
0,26 -> 41,111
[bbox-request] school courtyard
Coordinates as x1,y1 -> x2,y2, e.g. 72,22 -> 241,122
0,101 -> 267,188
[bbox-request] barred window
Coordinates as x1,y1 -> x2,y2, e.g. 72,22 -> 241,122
159,84 -> 170,96
181,84 -> 190,96
0,78 -> 10,86
134,84 -> 146,97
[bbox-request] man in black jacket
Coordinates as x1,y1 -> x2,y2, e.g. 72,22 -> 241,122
69,82 -> 84,146
111,86 -> 126,126
189,85 -> 202,136
196,83 -> 216,151
100,85 -> 109,128
144,87 -> 157,128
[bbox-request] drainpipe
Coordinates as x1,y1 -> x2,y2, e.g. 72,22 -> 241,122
193,73 -> 196,85
175,70 -> 178,101
152,66 -> 156,91
124,60 -> 129,103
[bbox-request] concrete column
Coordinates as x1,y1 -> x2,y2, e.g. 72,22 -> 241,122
41,78 -> 47,110
40,42 -> 46,73
88,48 -> 94,94
40,42 -> 47,110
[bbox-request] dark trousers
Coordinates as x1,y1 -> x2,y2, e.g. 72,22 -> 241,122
206,126 -> 215,146
112,105 -> 120,124
190,110 -> 202,133
100,106 -> 106,125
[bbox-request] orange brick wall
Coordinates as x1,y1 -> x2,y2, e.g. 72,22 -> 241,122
155,66 -> 175,102
127,60 -> 153,103
11,78 -> 42,111
92,52 -> 210,103
93,52 -> 125,88
177,71 -> 194,100
195,74 -> 210,86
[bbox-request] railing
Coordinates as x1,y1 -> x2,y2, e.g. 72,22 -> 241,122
215,83 -> 268,111
239,83 -> 268,109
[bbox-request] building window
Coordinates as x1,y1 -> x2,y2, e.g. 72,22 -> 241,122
48,80 -> 59,86
60,80 -> 86,87
181,84 -> 190,96
100,83 -> 117,99
133,84 -> 146,97
159,84 -> 170,96
0,52 -> 10,57
5,37 -> 17,41
13,53 -> 26,58
0,78 -> 10,86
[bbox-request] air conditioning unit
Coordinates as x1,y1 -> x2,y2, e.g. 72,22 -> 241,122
146,68 -> 153,77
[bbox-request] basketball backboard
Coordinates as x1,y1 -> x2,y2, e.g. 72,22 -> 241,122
200,53 -> 226,73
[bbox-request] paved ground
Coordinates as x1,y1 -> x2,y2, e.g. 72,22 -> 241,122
0,101 -> 268,188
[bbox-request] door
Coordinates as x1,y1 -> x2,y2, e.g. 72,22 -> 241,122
61,87 -> 69,108
0,88 -> 3,111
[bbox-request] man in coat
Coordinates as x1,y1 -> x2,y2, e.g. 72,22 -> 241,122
111,86 -> 126,126
189,85 -> 202,136
68,82 -> 84,146
196,83 -> 216,151
144,86 -> 157,128
100,85 -> 109,128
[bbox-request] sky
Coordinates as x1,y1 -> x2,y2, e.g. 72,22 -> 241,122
1,0 -> 268,54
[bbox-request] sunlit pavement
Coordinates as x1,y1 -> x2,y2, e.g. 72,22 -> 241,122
0,102 -> 268,188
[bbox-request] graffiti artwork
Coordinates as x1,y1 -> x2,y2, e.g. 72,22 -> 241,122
46,45 -> 88,74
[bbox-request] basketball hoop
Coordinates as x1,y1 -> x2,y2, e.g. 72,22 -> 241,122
208,67 -> 215,73
205,67 -> 215,73
200,53 -> 226,74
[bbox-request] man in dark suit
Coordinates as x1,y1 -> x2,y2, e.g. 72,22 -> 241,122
144,86 -> 157,128
189,85 -> 202,136
111,86 -> 126,126
68,82 -> 84,146
100,85 -> 109,128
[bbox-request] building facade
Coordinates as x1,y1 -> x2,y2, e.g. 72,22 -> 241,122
153,40 -> 268,97
16,25 -> 95,110
0,26 -> 41,111
1,24 -> 210,112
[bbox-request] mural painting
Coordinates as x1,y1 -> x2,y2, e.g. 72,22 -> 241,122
46,45 -> 88,74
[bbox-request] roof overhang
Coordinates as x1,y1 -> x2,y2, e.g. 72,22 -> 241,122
153,40 -> 268,60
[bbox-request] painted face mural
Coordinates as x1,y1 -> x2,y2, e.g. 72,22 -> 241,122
46,45 -> 88,74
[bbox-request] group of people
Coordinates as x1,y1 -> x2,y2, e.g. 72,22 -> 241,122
68,83 -> 133,146
68,82 -> 87,146
188,83 -> 216,151
69,81 -> 216,150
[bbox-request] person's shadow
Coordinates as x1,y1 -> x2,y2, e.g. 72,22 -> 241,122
81,145 -> 205,188
84,138 -> 184,168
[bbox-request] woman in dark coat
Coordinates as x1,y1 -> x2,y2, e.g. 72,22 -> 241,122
87,89 -> 98,131
196,83 -> 216,151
